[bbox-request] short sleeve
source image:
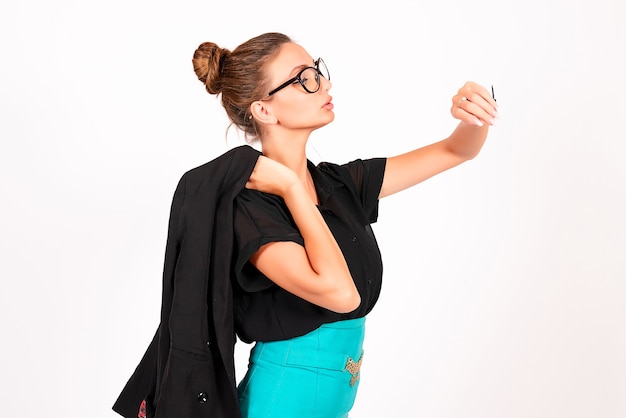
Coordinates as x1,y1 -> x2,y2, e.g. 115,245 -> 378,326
337,158 -> 386,223
233,189 -> 304,292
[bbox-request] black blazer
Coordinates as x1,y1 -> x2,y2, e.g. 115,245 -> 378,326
113,145 -> 261,418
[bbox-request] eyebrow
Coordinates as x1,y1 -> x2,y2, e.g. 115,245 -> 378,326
289,64 -> 307,76
287,60 -> 314,77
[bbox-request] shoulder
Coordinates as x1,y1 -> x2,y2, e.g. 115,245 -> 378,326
183,145 -> 261,183
315,158 -> 387,188
172,146 -> 261,198
317,158 -> 386,175
235,189 -> 292,221
236,188 -> 284,207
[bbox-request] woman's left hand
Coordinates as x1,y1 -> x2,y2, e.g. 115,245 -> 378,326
451,81 -> 499,127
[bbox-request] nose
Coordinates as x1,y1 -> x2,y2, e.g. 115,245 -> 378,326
320,76 -> 332,93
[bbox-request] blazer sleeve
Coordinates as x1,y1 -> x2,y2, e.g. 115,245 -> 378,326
112,175 -> 187,418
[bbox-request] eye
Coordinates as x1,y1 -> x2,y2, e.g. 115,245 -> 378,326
300,68 -> 320,90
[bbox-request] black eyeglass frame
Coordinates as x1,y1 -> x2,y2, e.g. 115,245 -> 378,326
266,58 -> 329,97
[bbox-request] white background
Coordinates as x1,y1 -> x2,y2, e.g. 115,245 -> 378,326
1,0 -> 625,417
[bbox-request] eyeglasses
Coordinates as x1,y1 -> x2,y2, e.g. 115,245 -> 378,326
267,58 -> 330,97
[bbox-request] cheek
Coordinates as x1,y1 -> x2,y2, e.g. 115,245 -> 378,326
274,93 -> 333,130
277,97 -> 316,125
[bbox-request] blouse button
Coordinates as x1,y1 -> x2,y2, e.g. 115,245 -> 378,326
352,236 -> 357,242
197,392 -> 208,403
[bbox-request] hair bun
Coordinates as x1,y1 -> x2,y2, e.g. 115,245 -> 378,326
192,42 -> 230,94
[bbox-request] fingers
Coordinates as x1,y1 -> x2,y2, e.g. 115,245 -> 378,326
451,82 -> 499,127
245,156 -> 268,190
245,156 -> 298,196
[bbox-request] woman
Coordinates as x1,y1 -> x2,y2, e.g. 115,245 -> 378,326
114,32 -> 498,418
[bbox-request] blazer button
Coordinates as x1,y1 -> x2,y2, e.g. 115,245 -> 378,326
197,392 -> 208,403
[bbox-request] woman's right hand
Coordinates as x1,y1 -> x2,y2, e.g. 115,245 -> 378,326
246,156 -> 299,197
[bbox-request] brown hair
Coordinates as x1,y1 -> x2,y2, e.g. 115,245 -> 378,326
192,32 -> 292,142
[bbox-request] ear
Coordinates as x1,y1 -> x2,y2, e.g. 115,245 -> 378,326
250,100 -> 278,126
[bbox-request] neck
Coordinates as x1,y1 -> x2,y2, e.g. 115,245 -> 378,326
261,130 -> 310,180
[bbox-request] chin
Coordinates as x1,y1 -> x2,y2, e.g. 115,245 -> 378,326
314,116 -> 334,130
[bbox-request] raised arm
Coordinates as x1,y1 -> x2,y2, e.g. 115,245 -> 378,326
379,82 -> 498,199
244,156 -> 360,314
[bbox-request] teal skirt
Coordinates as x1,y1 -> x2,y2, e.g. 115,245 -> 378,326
237,317 -> 366,418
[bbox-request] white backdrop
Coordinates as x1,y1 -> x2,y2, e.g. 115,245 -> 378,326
1,0 -> 625,417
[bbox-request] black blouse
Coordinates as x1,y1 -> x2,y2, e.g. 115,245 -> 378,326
233,157 -> 387,343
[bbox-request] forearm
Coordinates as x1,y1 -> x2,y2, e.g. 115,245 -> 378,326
379,124 -> 488,199
443,121 -> 489,160
281,184 -> 358,301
